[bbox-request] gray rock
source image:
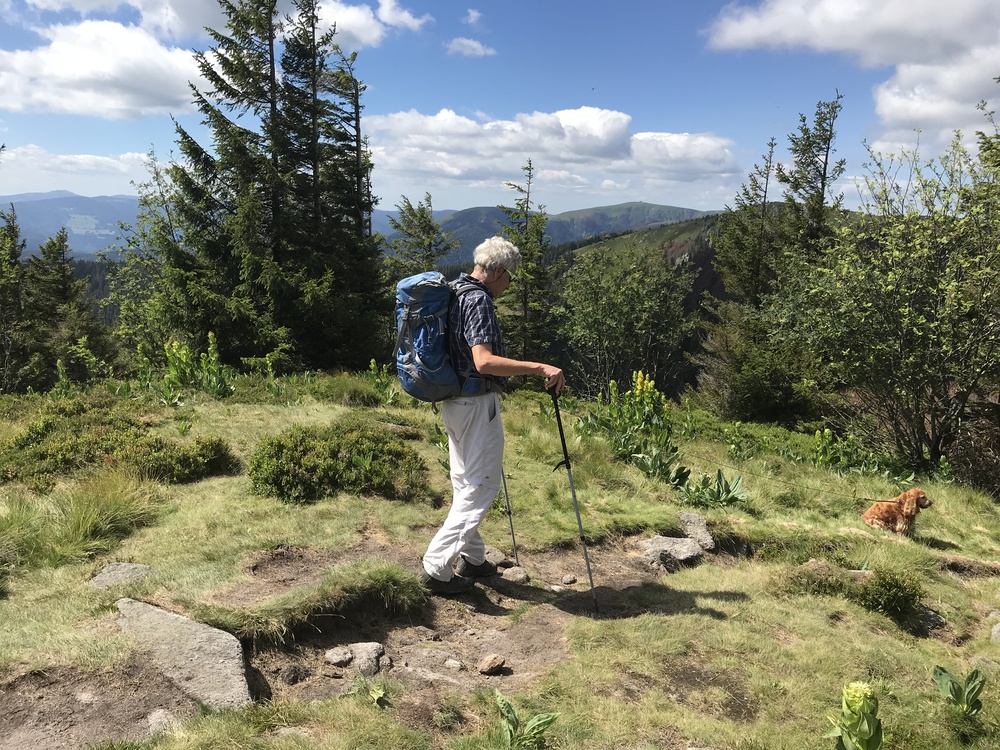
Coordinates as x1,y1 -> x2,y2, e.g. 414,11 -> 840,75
485,545 -> 513,568
992,623 -> 1000,643
444,658 -> 465,670
88,562 -> 155,588
970,656 -> 1000,671
477,653 -> 506,675
561,574 -> 577,585
351,642 -> 385,676
679,513 -> 716,551
147,709 -> 178,735
324,647 -> 353,667
502,566 -> 530,584
638,535 -> 703,572
116,598 -> 251,710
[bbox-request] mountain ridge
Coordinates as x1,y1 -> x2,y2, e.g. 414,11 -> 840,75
1,191 -> 720,259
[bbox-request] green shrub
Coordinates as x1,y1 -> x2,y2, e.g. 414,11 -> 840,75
785,562 -> 925,629
0,394 -> 237,490
113,435 -> 240,483
852,567 -> 925,625
248,419 -> 429,504
307,372 -> 382,407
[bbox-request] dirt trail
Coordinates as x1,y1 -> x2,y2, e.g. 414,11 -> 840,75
0,537 -> 677,750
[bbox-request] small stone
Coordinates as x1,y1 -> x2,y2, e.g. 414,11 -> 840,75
147,709 -> 178,735
561,574 -> 577,585
477,653 -> 506,675
485,545 -> 513,568
324,647 -> 353,667
502,566 -> 529,584
351,642 -> 385,677
444,658 -> 465,671
991,623 -> 1000,643
88,562 -> 156,588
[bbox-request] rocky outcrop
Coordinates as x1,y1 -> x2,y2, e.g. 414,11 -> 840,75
115,598 -> 252,710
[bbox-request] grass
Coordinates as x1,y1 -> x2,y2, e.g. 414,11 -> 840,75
3,372 -> 1000,748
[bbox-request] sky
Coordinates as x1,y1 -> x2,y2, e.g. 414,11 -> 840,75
1,0 -> 999,214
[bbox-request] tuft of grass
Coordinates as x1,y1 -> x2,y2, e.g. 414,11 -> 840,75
0,468 -> 162,571
191,558 -> 427,643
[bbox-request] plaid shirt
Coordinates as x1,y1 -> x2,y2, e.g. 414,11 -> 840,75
448,273 -> 508,389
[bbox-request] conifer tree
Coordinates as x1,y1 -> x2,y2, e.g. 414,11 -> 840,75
18,230 -> 116,389
383,192 -> 459,282
142,0 -> 384,371
497,160 -> 562,369
0,204 -> 24,392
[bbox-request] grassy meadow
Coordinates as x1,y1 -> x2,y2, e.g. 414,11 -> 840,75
1,369 -> 1000,749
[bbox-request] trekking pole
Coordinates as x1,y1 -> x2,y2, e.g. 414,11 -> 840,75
548,387 -> 598,614
499,467 -> 520,566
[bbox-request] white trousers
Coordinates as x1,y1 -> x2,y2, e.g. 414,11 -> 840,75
422,392 -> 504,580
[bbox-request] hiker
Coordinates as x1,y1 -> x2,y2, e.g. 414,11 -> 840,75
420,236 -> 565,595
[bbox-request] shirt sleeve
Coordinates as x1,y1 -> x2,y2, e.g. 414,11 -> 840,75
461,291 -> 501,349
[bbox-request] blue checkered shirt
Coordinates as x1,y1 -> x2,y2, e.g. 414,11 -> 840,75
449,273 -> 507,390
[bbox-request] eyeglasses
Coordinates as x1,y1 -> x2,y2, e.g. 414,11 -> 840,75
503,267 -> 516,283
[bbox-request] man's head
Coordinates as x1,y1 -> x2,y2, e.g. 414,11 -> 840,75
474,236 -> 521,276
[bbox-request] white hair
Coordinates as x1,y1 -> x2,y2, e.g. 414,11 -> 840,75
473,236 -> 521,273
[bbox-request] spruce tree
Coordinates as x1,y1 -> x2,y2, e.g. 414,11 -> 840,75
497,160 -> 562,369
383,192 -> 459,282
152,0 -> 384,371
18,230 -> 116,390
0,205 -> 24,392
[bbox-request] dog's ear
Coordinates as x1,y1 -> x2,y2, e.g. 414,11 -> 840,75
900,492 -> 918,517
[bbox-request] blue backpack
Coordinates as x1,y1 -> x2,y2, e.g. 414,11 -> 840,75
394,271 -> 481,402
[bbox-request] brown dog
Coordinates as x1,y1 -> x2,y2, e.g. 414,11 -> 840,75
862,488 -> 932,535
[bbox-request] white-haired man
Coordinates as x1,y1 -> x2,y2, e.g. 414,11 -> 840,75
420,236 -> 565,595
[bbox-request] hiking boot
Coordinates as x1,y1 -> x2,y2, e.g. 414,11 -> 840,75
419,570 -> 475,595
455,556 -> 498,578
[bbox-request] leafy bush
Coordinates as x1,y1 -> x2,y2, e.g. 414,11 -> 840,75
852,567 -> 925,625
579,371 -> 691,486
679,469 -> 749,508
248,418 -> 429,504
112,435 -> 239,483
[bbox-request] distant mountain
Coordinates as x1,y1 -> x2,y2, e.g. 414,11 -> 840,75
377,202 -> 718,267
0,191 -> 138,257
4,192 -> 718,261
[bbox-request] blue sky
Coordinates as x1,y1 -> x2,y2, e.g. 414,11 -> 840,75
1,0 -> 999,214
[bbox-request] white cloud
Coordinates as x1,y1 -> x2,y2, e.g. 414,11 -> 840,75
366,106 -> 738,210
707,0 -> 1000,161
2,143 -> 151,195
445,37 -> 495,57
375,0 -> 430,31
464,9 -> 481,25
0,20 -> 202,118
707,0 -> 1000,67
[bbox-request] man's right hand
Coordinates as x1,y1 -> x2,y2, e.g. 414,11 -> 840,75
540,364 -> 565,394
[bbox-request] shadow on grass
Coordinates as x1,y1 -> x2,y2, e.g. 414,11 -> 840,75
550,581 -> 748,619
